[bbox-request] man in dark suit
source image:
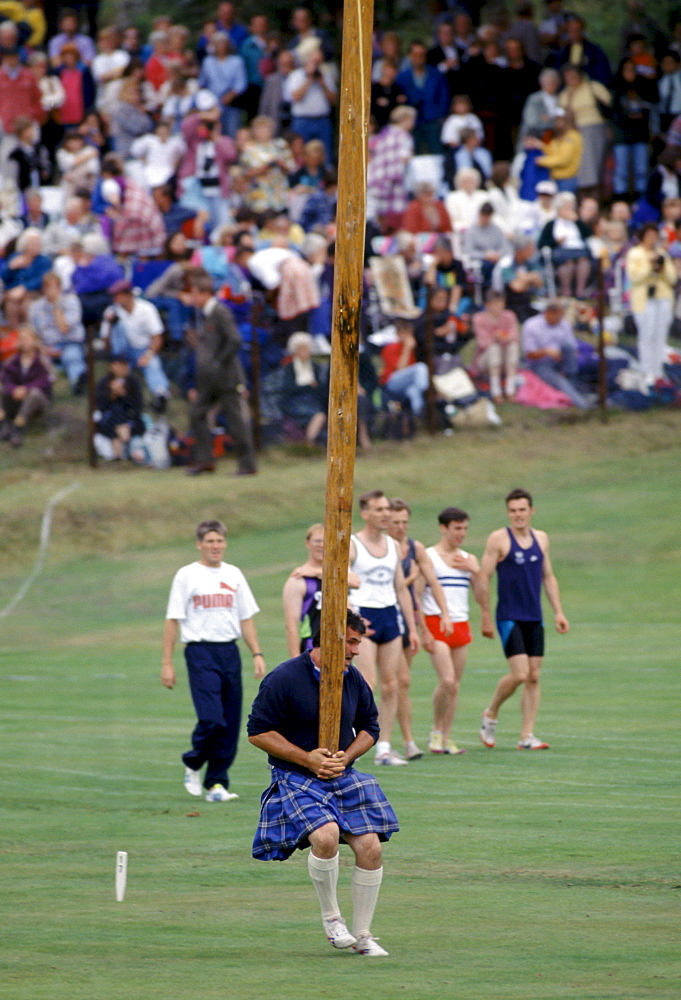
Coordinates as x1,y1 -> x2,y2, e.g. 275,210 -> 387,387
185,269 -> 257,477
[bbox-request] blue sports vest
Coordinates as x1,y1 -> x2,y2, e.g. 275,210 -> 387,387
496,528 -> 543,622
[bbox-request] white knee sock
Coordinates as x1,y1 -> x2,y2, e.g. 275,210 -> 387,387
308,852 -> 340,920
351,865 -> 383,938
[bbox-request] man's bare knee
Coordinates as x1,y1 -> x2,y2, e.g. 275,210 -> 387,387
309,823 -> 340,858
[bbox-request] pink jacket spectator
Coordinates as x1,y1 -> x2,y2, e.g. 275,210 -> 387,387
178,114 -> 237,198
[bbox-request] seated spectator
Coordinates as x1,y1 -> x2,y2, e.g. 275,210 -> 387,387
492,235 -> 544,322
108,77 -> 154,160
444,167 -> 488,244
99,154 -> 166,258
1,229 -> 52,296
161,65 -> 200,135
462,202 -> 511,285
8,116 -> 50,194
56,129 -> 101,198
472,289 -> 520,402
422,235 -> 469,313
538,191 -> 593,299
240,115 -> 295,216
71,232 -> 125,325
297,167 -> 338,233
415,285 -> 470,373
526,108 -> 583,194
485,161 -> 523,236
78,109 -> 110,158
521,300 -> 590,408
28,271 -> 86,395
48,8 -> 96,66
53,43 -> 95,130
151,183 -> 207,242
366,105 -> 416,226
401,182 -> 452,235
93,354 -> 146,461
198,30 -> 247,138
21,189 -> 50,231
0,323 -> 52,447
129,119 -> 186,191
278,331 -> 328,443
101,279 -> 170,411
379,318 -> 430,418
177,90 -> 238,234
370,57 -> 408,132
440,93 -> 484,150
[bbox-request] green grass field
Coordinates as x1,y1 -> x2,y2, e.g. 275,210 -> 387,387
1,408 -> 680,999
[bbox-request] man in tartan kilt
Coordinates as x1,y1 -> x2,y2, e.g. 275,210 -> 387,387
247,610 -> 398,957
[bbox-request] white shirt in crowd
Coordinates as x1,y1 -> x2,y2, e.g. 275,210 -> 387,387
108,298 -> 164,350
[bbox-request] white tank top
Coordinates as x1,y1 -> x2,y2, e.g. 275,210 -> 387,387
421,546 -> 471,622
350,533 -> 399,608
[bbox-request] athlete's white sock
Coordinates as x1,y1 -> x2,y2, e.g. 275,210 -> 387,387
490,374 -> 502,399
308,852 -> 340,920
375,740 -> 390,755
351,865 -> 383,938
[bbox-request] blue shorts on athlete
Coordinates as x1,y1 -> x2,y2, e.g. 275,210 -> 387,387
252,766 -> 399,861
497,619 -> 544,659
359,605 -> 402,645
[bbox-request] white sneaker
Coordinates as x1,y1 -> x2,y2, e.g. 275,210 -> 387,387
404,740 -> 423,760
518,734 -> 550,750
351,934 -> 389,957
205,785 -> 240,802
323,916 -> 356,949
375,749 -> 408,765
479,712 -> 497,748
184,766 -> 202,797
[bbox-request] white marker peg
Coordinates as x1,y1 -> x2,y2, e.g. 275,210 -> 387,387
115,851 -> 128,902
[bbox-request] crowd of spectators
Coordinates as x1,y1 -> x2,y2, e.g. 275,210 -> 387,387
1,1 -> 681,461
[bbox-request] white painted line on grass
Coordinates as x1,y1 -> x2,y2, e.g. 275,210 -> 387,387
0,481 -> 80,620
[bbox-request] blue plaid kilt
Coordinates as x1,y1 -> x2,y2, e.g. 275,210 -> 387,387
252,766 -> 399,861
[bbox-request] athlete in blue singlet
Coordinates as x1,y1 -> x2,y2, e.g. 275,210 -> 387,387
478,488 -> 569,751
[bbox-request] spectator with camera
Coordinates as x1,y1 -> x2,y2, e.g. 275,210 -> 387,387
625,223 -> 676,384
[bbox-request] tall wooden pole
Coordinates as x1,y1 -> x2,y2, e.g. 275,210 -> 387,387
318,0 -> 374,751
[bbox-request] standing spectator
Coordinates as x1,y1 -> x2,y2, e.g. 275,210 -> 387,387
625,223 -> 676,383
129,120 -> 186,191
611,58 -> 657,202
558,64 -> 611,197
53,43 -> 96,129
239,14 -> 269,120
464,40 -> 512,159
503,2 -> 542,64
396,40 -> 449,154
48,8 -> 96,67
370,58 -> 407,132
56,129 -> 101,198
162,518 -> 265,801
440,93 -> 484,149
551,14 -> 612,87
28,51 -> 65,166
178,92 -> 238,234
101,279 -> 170,411
528,107 -> 583,193
366,106 -> 415,226
214,2 -> 249,53
284,39 -> 337,162
521,300 -> 590,408
258,49 -> 295,135
93,354 -> 145,461
28,271 -> 86,395
8,116 -> 50,193
199,31 -> 247,139
503,37 -> 541,148
91,26 -> 130,119
184,268 -> 257,477
108,78 -> 154,160
143,30 -> 174,95
517,68 -> 561,150
427,20 -> 463,101
655,51 -> 681,139
0,44 -> 42,134
0,324 -> 52,448
472,289 -> 520,401
287,6 -> 334,62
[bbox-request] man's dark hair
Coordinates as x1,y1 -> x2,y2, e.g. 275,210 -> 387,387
186,267 -> 214,294
312,609 -> 366,648
389,497 -> 411,515
505,488 -> 533,507
438,506 -> 469,525
196,519 -> 226,540
358,489 -> 385,510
